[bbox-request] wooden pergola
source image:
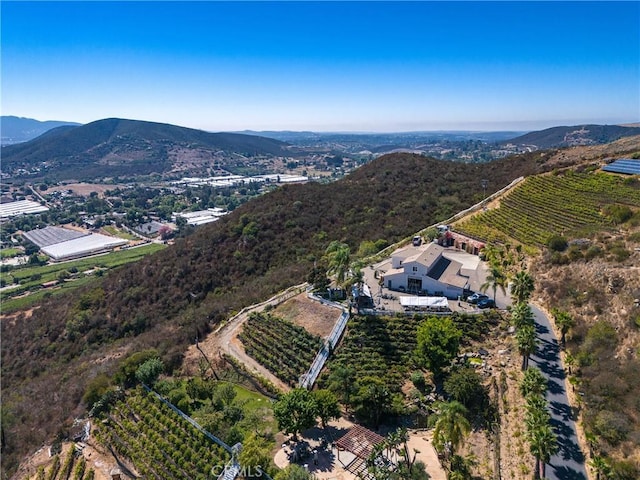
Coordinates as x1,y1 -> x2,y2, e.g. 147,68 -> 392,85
334,425 -> 387,479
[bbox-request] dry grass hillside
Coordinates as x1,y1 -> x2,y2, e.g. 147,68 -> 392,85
532,229 -> 640,477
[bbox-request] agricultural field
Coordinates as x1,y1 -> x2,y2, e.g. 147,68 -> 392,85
0,243 -> 165,313
322,312 -> 499,392
93,387 -> 230,480
27,444 -> 95,480
455,171 -> 640,247
238,312 -> 323,386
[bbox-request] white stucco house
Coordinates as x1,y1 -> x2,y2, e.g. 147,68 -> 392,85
380,243 -> 472,299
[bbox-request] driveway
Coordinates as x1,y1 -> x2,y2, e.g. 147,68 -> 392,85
530,304 -> 587,480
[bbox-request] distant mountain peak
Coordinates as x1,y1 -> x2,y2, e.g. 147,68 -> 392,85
504,124 -> 640,149
1,116 -> 82,145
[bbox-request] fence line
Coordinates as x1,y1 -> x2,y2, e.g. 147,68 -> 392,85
142,385 -> 274,480
300,295 -> 349,389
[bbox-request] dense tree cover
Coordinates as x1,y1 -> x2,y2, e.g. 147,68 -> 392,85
415,317 -> 462,378
273,388 -> 318,441
0,151 -> 551,475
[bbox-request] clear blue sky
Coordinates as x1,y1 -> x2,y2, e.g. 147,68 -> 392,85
2,1 -> 639,132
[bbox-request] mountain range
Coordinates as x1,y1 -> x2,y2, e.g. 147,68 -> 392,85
1,118 -> 293,180
3,116 -> 640,182
0,116 -> 81,145
504,124 -> 640,149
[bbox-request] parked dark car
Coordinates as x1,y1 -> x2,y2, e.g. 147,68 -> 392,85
477,298 -> 496,309
467,292 -> 489,304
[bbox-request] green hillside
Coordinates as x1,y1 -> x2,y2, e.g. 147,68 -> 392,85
1,117 -> 292,180
455,170 -> 640,247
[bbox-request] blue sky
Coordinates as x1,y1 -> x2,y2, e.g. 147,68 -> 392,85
2,1 -> 639,132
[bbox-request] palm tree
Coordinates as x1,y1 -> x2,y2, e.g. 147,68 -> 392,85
433,401 -> 471,461
516,323 -> 537,370
510,270 -> 534,304
589,455 -> 611,480
511,301 -> 535,328
552,308 -> 575,347
325,241 -> 351,285
480,264 -> 507,303
520,367 -> 547,397
528,423 -> 558,479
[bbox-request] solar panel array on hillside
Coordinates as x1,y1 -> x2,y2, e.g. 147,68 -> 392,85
23,226 -> 88,247
602,158 -> 640,175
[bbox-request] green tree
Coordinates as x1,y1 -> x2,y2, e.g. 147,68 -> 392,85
528,423 -> 558,479
516,323 -> 537,370
82,374 -> 112,407
115,349 -> 159,387
519,367 -> 547,398
327,365 -> 357,407
314,389 -> 340,429
274,388 -> 318,441
511,302 -> 535,328
415,316 -> 462,378
432,401 -> 471,461
135,357 -> 164,386
552,308 -> 575,347
325,241 -> 351,285
354,377 -> 391,430
274,464 -> 314,480
480,265 -> 507,302
238,433 -> 272,478
443,367 -> 487,415
510,270 -> 534,304
589,455 -> 611,480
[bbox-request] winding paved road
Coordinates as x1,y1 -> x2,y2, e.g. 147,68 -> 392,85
530,304 -> 587,480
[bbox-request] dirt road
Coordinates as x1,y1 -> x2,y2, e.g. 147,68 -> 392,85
183,284 -> 308,392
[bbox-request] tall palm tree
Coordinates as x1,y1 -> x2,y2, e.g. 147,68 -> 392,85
325,241 -> 351,285
528,423 -> 558,479
511,301 -> 535,328
519,367 -> 547,397
516,323 -> 537,370
510,270 -> 534,304
589,455 -> 611,480
552,308 -> 575,347
433,401 -> 471,460
480,264 -> 507,303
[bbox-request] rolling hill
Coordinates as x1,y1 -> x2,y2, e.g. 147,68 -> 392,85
0,116 -> 81,145
504,124 -> 640,149
2,137 -> 640,477
1,118 -> 295,180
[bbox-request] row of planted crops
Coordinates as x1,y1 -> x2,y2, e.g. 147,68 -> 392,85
455,171 -> 640,246
30,446 -> 94,480
238,312 -> 324,386
321,312 -> 496,392
93,387 -> 229,480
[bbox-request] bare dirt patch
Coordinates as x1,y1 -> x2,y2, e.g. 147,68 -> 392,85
44,183 -> 116,197
272,293 -> 341,338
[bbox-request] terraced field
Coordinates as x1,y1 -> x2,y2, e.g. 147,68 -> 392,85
94,388 -> 229,480
455,171 -> 640,246
238,312 -> 323,386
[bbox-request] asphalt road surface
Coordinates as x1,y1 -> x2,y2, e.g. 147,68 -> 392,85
530,305 -> 588,480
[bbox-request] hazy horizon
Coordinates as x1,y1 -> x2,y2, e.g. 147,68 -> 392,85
2,2 -> 638,132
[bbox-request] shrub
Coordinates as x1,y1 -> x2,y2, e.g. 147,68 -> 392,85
592,410 -> 630,445
584,245 -> 604,261
410,371 -> 426,391
547,235 -> 568,252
